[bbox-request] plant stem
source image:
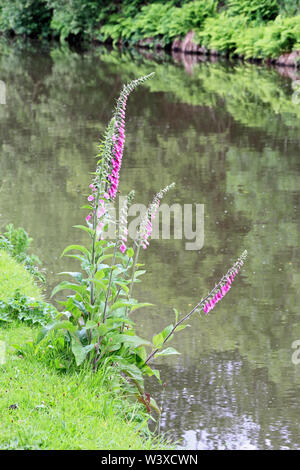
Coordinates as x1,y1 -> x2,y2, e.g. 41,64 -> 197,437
145,258 -> 245,365
103,242 -> 117,324
90,206 -> 97,310
124,243 -> 140,318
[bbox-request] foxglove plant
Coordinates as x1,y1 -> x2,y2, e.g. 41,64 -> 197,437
41,75 -> 247,414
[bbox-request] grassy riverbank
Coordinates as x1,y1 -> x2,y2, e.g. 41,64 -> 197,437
0,252 -> 171,450
0,1 -> 299,63
0,323 -> 170,449
0,251 -> 43,302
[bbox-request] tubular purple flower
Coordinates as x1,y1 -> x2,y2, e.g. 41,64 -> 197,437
202,250 -> 247,315
137,183 -> 175,250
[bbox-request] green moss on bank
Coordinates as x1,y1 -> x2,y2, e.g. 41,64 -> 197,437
0,250 -> 43,302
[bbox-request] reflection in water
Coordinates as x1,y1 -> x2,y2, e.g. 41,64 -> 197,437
0,39 -> 300,449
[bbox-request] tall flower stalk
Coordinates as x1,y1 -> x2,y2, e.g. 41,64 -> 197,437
125,183 -> 176,315
145,250 -> 248,364
85,73 -> 154,310
49,75 -> 248,415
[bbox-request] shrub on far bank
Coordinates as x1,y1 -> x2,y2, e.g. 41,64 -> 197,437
198,12 -> 300,58
0,1 -> 299,61
0,0 -> 52,38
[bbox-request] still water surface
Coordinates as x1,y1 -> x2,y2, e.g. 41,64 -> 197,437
1,40 -> 300,449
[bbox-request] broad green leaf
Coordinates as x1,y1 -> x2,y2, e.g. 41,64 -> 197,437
73,225 -> 95,237
118,334 -> 152,349
152,332 -> 164,348
129,302 -> 153,312
151,369 -> 161,382
109,300 -> 135,312
95,271 -> 104,281
161,324 -> 173,340
135,346 -> 147,362
97,323 -> 108,336
64,254 -> 85,262
61,244 -> 90,258
126,247 -> 134,258
115,281 -> 129,294
105,341 -> 122,353
152,324 -> 173,348
149,397 -> 161,414
154,347 -> 180,358
37,320 -> 77,342
116,359 -> 144,385
85,320 -> 98,330
71,338 -> 94,366
51,281 -> 87,299
175,324 -> 190,332
134,270 -> 146,278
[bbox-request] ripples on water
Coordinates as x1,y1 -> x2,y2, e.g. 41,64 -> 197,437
0,39 -> 300,449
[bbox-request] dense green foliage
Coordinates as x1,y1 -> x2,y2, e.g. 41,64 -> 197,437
0,250 -> 43,301
0,229 -> 172,448
227,0 -> 280,22
0,292 -> 57,326
0,224 -> 45,282
0,1 -> 299,59
0,0 -> 52,37
99,1 -> 218,46
0,323 -> 172,449
198,12 -> 300,58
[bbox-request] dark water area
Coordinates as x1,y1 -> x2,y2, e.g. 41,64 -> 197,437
1,39 -> 300,449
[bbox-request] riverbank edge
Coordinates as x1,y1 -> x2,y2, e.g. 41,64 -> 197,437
126,31 -> 300,69
1,26 -> 300,70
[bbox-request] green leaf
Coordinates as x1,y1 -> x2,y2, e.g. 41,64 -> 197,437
154,347 -> 180,358
109,300 -> 134,312
134,270 -> 146,278
51,281 -> 87,299
118,334 -> 152,349
61,244 -> 90,259
151,369 -> 161,382
116,359 -> 144,386
37,320 -> 77,342
135,346 -> 147,362
129,302 -> 153,312
126,247 -> 134,258
85,320 -> 98,330
97,323 -> 108,336
71,338 -> 94,366
73,225 -> 95,237
95,271 -> 104,281
161,324 -> 173,340
152,332 -> 164,348
175,324 -> 190,333
149,397 -> 161,414
114,281 -> 129,294
152,324 -> 173,348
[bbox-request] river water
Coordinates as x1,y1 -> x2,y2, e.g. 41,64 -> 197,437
1,39 -> 300,450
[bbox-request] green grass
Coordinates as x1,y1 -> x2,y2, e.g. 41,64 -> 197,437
0,322 -> 172,450
0,248 -> 172,449
0,250 -> 43,302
